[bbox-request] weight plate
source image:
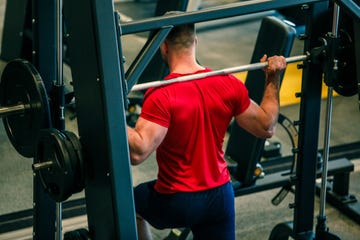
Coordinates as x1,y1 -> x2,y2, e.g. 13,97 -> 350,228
0,59 -> 51,158
60,130 -> 84,194
269,222 -> 294,240
62,130 -> 85,193
36,129 -> 75,202
333,16 -> 358,96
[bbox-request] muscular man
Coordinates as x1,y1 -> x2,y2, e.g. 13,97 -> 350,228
127,18 -> 286,240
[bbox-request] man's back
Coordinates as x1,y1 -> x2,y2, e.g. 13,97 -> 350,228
140,68 -> 250,193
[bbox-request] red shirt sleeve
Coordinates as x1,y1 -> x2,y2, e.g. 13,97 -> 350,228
229,75 -> 251,116
140,88 -> 171,128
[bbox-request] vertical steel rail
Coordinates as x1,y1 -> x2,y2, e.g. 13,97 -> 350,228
318,2 -> 340,223
314,4 -> 344,240
55,0 -> 63,239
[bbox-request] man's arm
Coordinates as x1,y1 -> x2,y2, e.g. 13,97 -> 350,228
127,117 -> 168,165
235,55 -> 286,138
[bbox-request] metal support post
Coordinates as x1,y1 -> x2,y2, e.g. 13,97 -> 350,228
292,2 -> 329,239
63,0 -> 137,238
32,0 -> 57,239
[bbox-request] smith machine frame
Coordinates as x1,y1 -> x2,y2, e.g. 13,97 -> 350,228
63,0 -> 360,239
1,0 -> 359,239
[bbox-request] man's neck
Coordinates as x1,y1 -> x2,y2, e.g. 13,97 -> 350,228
168,55 -> 205,75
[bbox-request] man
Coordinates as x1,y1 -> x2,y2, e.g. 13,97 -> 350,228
127,18 -> 286,240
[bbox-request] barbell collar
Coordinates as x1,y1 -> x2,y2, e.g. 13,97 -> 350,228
130,54 -> 309,92
0,104 -> 26,118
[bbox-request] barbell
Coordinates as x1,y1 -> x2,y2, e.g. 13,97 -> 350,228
0,59 -> 51,158
130,54 -> 309,92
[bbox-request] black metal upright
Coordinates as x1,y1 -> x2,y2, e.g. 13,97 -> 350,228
0,0 -> 30,61
63,0 -> 137,239
32,0 -> 57,239
292,2 -> 330,239
32,0 -> 57,92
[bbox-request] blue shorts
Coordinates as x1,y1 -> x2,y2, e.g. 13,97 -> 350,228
134,180 -> 235,240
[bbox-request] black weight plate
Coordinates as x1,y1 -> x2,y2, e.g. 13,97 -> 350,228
60,130 -> 83,194
0,59 -> 51,158
62,130 -> 85,193
36,129 -> 75,202
333,17 -> 358,96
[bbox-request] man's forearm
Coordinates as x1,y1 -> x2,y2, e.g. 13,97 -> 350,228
259,75 -> 280,132
127,126 -> 147,165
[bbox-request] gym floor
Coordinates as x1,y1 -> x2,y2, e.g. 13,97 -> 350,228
0,0 -> 360,239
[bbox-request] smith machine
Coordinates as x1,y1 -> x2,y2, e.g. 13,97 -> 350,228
0,0 -> 359,239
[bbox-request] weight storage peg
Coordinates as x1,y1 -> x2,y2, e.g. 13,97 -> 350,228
0,59 -> 51,157
33,128 -> 85,202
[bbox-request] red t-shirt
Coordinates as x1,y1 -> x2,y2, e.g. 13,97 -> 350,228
140,68 -> 250,193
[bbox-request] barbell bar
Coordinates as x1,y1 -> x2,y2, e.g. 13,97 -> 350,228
0,54 -> 308,158
0,55 -> 308,119
130,54 -> 309,92
0,104 -> 27,117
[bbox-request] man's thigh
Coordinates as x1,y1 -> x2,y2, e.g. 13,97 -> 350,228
134,180 -> 235,233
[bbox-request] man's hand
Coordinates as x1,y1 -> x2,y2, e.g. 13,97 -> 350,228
260,54 -> 287,80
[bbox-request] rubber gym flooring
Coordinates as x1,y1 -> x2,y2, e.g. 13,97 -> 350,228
0,0 -> 360,239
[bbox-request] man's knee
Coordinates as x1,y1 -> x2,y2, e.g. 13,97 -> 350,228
136,213 -> 153,240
